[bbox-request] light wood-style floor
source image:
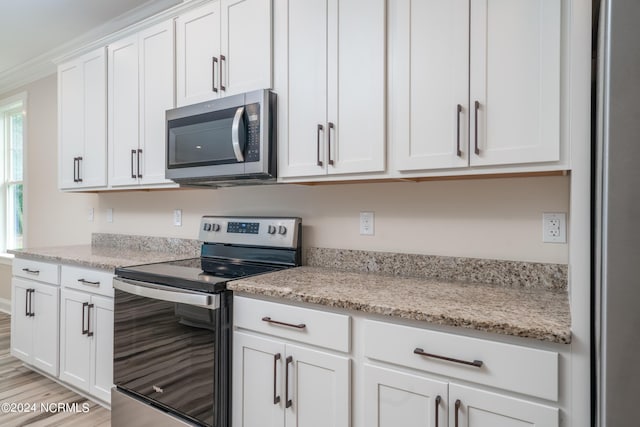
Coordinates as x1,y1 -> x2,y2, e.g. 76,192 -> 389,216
0,312 -> 111,426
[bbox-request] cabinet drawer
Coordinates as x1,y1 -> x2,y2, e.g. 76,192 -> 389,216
234,296 -> 350,352
13,258 -> 59,285
61,265 -> 114,297
364,320 -> 558,401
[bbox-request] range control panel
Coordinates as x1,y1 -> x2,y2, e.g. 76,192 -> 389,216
198,216 -> 301,249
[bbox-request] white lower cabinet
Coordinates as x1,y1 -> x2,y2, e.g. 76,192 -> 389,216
11,278 -> 60,376
59,287 -> 114,404
233,332 -> 350,427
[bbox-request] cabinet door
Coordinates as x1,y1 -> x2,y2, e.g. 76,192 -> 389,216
220,0 -> 272,96
31,283 -> 60,376
285,344 -> 350,427
469,0 -> 561,166
10,279 -> 33,361
139,20 -> 176,186
59,288 -> 92,392
108,35 -> 140,187
233,332 -> 285,427
449,384 -> 558,427
327,0 -> 386,175
176,1 -> 222,106
80,48 -> 108,187
280,0 -> 328,177
90,295 -> 114,403
364,364 -> 448,427
58,60 -> 84,189
391,0 -> 469,171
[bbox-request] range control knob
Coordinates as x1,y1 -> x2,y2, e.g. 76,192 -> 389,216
211,223 -> 221,232
203,223 -> 212,231
267,225 -> 277,235
278,225 -> 287,235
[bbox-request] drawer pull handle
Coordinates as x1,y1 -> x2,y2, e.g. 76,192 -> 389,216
78,278 -> 100,287
456,104 -> 462,157
455,399 -> 461,427
262,317 -> 306,330
413,348 -> 483,368
22,268 -> 40,275
273,353 -> 281,405
435,395 -> 441,425
285,356 -> 293,409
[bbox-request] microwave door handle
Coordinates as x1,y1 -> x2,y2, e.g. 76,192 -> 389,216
231,106 -> 245,162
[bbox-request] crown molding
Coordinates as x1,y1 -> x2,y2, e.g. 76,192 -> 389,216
0,0 -> 211,95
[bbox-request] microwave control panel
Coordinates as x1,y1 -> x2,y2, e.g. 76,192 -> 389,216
245,103 -> 261,162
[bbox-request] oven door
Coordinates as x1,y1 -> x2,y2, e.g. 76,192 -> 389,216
113,278 -> 230,427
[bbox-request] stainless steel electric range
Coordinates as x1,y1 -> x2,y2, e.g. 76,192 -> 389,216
111,216 -> 302,427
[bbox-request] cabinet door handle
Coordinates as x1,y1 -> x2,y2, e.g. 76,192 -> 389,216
77,278 -> 100,287
87,303 -> 94,337
455,399 -> 461,427
73,157 -> 78,182
137,149 -> 143,178
285,356 -> 293,408
77,157 -> 83,182
435,395 -> 441,426
273,353 -> 281,405
81,302 -> 88,335
456,104 -> 462,157
317,124 -> 324,167
211,56 -> 218,93
413,348 -> 483,368
131,149 -> 137,179
22,268 -> 40,275
220,54 -> 226,91
25,289 -> 34,316
28,289 -> 35,317
327,122 -> 335,165
262,316 -> 306,330
474,100 -> 480,155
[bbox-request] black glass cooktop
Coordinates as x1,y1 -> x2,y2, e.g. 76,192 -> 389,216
115,257 -> 284,294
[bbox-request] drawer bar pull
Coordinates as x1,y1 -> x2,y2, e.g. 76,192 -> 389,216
413,347 -> 483,368
22,268 -> 40,275
78,278 -> 101,287
262,316 -> 306,330
273,353 -> 281,405
435,395 -> 441,426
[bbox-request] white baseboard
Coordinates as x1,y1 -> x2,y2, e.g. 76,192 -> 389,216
0,297 -> 11,314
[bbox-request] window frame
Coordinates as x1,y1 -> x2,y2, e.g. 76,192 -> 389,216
0,92 -> 27,253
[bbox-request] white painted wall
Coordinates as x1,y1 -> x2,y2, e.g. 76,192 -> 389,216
0,74 -> 570,301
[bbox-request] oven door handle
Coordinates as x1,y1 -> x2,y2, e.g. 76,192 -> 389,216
231,106 -> 245,162
113,278 -> 220,309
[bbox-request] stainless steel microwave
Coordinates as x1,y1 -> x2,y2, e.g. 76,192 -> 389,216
165,90 -> 276,187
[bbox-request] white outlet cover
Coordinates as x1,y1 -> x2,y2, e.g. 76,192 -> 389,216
360,212 -> 375,236
88,208 -> 94,222
106,208 -> 113,223
542,212 -> 567,243
174,209 -> 182,227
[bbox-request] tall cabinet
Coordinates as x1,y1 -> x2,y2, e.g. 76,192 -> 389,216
277,0 -> 386,178
175,0 -> 272,107
108,19 -> 175,187
392,0 -> 561,172
58,48 -> 107,189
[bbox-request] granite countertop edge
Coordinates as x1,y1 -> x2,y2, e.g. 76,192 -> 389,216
228,267 -> 572,345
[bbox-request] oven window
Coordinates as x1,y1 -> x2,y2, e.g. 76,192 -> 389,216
167,107 -> 242,168
113,289 -> 218,426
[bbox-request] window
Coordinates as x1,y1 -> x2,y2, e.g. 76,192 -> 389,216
0,93 -> 26,252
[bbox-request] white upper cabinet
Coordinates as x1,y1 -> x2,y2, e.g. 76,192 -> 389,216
392,0 -> 562,173
176,0 -> 272,107
108,19 -> 175,188
470,0 -> 561,167
58,48 -> 107,190
278,0 -> 386,178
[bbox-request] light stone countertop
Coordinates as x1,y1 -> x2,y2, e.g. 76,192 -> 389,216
227,266 -> 571,344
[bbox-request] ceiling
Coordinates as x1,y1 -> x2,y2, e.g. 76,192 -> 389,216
0,0 -> 182,93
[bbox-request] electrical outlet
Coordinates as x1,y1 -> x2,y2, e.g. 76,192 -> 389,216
107,208 -> 113,223
360,212 -> 375,236
88,208 -> 94,222
543,213 -> 566,243
174,209 -> 182,227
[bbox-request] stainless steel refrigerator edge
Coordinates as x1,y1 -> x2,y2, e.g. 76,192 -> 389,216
595,0 -> 640,425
